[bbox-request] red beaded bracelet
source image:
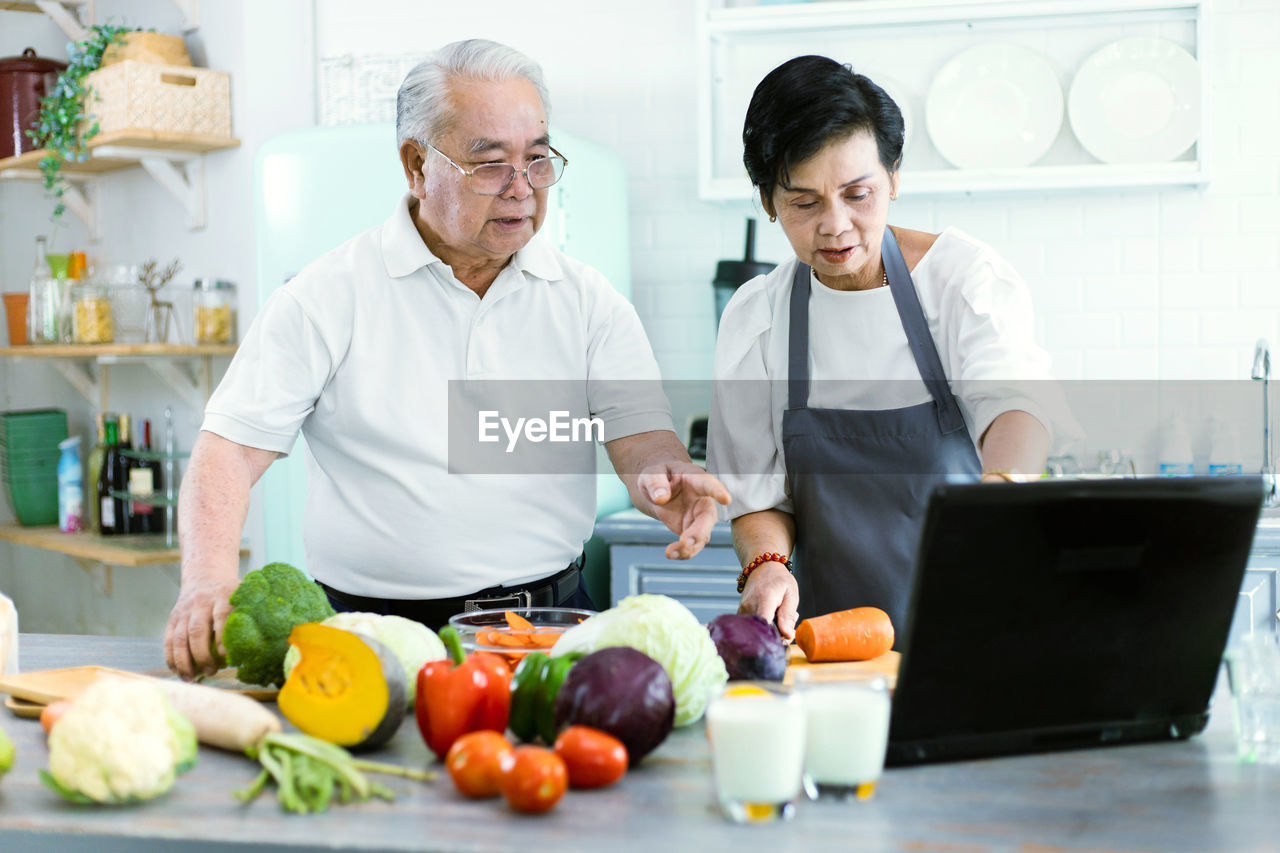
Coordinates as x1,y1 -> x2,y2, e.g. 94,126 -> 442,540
736,552 -> 794,594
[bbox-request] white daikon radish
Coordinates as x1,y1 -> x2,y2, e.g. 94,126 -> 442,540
150,678 -> 281,752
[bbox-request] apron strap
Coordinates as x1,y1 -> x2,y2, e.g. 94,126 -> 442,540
787,260 -> 812,411
881,227 -> 967,435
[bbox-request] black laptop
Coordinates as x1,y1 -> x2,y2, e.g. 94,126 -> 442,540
886,475 -> 1266,766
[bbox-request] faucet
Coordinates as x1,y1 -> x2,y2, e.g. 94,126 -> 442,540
1252,339 -> 1278,507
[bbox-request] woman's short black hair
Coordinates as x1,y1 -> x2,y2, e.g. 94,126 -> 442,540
743,55 -> 905,208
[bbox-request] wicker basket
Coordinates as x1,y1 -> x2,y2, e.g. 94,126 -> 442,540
82,60 -> 232,138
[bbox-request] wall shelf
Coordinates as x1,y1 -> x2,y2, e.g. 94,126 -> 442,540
0,522 -> 247,567
0,343 -> 237,412
0,343 -> 236,357
0,131 -> 241,236
700,160 -> 1207,201
0,523 -> 248,595
0,1 -> 90,41
1,0 -> 201,40
696,0 -> 1209,200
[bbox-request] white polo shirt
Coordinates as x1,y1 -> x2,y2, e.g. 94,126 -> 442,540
203,194 -> 673,598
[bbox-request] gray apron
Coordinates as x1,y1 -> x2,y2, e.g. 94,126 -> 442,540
783,227 -> 981,638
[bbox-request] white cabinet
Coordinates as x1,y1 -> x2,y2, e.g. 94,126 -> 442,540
696,0 -> 1209,200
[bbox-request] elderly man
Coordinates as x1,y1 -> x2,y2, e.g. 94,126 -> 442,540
164,39 -> 728,679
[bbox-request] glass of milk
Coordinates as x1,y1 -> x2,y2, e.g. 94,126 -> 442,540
704,683 -> 806,823
799,673 -> 892,801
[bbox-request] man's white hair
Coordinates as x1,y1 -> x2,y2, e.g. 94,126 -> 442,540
396,39 -> 550,146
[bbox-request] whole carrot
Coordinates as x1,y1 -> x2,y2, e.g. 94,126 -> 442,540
794,607 -> 894,662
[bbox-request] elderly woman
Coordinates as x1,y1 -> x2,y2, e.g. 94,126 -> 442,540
708,55 -> 1068,643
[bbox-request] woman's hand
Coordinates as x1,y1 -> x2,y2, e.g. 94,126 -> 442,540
739,561 -> 799,641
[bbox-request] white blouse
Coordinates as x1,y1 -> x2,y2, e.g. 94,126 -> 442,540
707,226 -> 1080,519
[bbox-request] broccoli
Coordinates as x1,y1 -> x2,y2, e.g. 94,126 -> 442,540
223,562 -> 335,687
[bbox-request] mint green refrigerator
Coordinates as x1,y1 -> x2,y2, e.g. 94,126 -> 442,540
252,123 -> 633,602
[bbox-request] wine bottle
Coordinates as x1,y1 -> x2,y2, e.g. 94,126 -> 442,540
114,414 -> 134,534
130,418 -> 163,534
85,413 -> 107,533
98,417 -> 120,535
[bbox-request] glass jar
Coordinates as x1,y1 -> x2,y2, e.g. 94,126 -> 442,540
27,274 -> 61,344
193,278 -> 236,344
72,282 -> 114,344
100,264 -> 148,344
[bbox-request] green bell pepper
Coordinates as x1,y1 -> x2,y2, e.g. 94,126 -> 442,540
507,651 -> 584,744
508,653 -> 550,743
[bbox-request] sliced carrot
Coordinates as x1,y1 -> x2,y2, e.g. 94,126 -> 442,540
484,632 -> 530,649
795,607 -> 895,662
505,610 -> 536,632
512,632 -> 559,649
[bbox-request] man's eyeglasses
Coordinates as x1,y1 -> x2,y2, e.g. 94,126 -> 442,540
423,141 -> 568,196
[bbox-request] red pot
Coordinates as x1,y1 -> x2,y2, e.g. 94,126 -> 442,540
0,48 -> 67,160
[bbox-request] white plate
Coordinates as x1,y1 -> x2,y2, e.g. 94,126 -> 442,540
1068,37 -> 1201,164
925,44 -> 1063,169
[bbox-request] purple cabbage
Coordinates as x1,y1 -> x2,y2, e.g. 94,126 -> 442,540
707,613 -> 786,682
553,646 -> 674,764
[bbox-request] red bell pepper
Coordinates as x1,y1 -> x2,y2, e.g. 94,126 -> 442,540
417,625 -> 513,760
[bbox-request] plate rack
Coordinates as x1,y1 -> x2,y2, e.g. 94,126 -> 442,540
696,0 -> 1208,199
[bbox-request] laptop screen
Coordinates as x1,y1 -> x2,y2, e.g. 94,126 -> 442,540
888,476 -> 1265,765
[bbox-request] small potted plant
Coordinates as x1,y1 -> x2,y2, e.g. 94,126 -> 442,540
25,23 -> 134,222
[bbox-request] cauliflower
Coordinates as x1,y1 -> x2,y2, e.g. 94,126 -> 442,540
41,678 -> 197,805
282,612 -> 446,708
224,562 -> 336,687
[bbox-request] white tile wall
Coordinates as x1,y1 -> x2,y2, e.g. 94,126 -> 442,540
304,0 -> 1277,419
0,0 -> 1275,463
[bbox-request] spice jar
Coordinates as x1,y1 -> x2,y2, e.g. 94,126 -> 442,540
193,279 -> 236,344
72,282 -> 114,344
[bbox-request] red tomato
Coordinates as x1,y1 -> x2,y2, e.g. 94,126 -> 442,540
553,725 -> 628,789
500,746 -> 568,814
446,731 -> 515,799
40,699 -> 73,735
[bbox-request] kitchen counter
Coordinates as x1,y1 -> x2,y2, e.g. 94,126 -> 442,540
2,635 -> 1279,852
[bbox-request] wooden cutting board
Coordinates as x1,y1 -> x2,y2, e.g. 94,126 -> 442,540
0,665 -> 152,705
783,645 -> 899,689
4,695 -> 44,719
142,667 -> 279,701
0,665 -> 277,710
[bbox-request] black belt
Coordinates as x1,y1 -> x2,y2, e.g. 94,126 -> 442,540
316,554 -> 584,628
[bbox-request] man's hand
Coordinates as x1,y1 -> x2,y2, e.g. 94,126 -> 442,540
637,461 -> 731,560
166,432 -> 277,680
738,561 -> 799,641
164,572 -> 238,680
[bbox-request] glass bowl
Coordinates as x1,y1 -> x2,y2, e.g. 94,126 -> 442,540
448,606 -> 595,668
